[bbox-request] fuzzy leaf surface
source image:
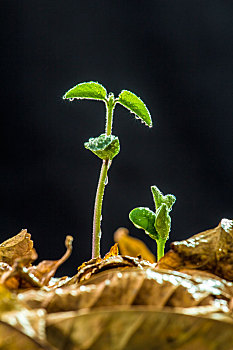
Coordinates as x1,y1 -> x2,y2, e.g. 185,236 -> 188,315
151,186 -> 176,211
129,207 -> 158,240
163,194 -> 176,210
63,81 -> 107,101
118,90 -> 152,127
151,186 -> 163,210
155,204 -> 171,241
84,134 -> 120,160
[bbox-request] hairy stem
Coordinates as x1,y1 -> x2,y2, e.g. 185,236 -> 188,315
105,93 -> 115,136
156,238 -> 166,261
92,159 -> 109,258
92,94 -> 116,258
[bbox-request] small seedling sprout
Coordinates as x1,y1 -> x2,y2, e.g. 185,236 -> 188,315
129,185 -> 176,261
63,81 -> 152,258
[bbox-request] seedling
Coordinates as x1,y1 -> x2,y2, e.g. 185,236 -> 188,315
63,81 -> 152,258
129,185 -> 176,261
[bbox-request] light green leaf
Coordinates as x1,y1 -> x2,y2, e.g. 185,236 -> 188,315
151,186 -> 176,212
129,207 -> 158,240
63,81 -> 107,101
151,186 -> 163,211
118,90 -> 152,127
84,134 -> 120,160
163,194 -> 176,210
155,204 -> 171,241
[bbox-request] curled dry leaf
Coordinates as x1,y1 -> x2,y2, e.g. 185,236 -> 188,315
103,243 -> 119,260
0,236 -> 73,290
0,249 -> 39,290
114,227 -> 156,263
76,243 -> 119,276
0,229 -> 34,266
157,218 -> 233,281
27,235 -> 73,287
46,307 -> 233,350
71,252 -> 153,285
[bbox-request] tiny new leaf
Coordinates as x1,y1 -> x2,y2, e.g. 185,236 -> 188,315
118,90 -> 152,127
151,186 -> 176,211
63,81 -> 107,101
151,186 -> 163,211
129,207 -> 158,240
163,194 -> 176,211
155,204 -> 171,241
84,134 -> 120,160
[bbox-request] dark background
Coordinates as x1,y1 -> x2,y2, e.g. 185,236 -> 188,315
1,1 -> 233,276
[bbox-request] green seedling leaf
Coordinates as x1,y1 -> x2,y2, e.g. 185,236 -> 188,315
163,194 -> 176,210
151,186 -> 163,210
63,81 -> 107,101
129,207 -> 159,240
118,90 -> 152,127
155,204 -> 171,241
151,186 -> 176,211
84,134 -> 120,160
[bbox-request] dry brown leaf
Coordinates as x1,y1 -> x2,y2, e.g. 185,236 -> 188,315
0,249 -> 39,290
0,262 -> 12,276
27,235 -> 73,286
11,264 -> 233,349
1,309 -> 46,341
157,218 -> 233,281
103,243 -> 119,259
229,297 -> 233,311
114,227 -> 156,263
46,307 -> 233,350
0,284 -> 29,314
77,257 -> 102,273
0,236 -> 73,290
76,243 -> 119,274
1,223 -> 233,349
0,286 -> 53,349
72,255 -> 153,285
0,229 -> 34,266
21,267 -> 232,314
0,320 -> 53,350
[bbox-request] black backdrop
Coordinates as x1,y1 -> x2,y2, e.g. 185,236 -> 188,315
1,1 -> 233,276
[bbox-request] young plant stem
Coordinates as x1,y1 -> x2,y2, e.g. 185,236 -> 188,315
156,238 -> 166,261
92,159 -> 109,258
92,95 -> 115,258
105,93 -> 115,136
